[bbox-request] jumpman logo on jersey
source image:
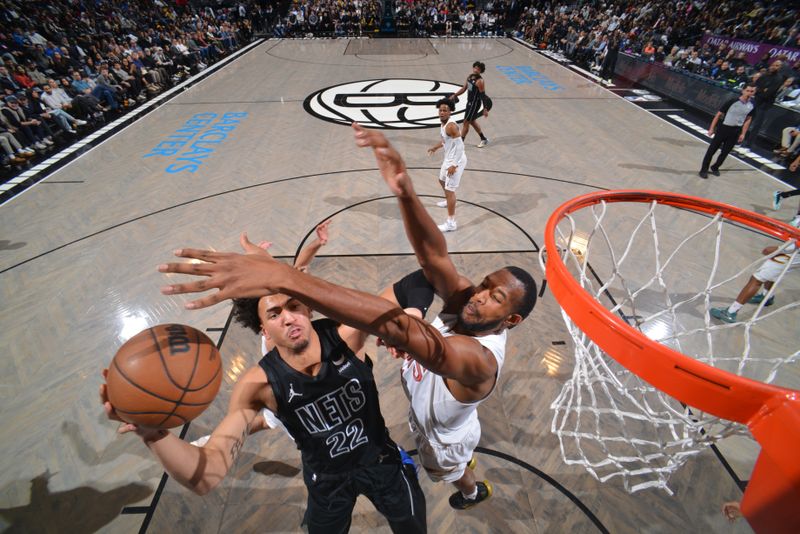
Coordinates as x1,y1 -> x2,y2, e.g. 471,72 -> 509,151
288,383 -> 302,403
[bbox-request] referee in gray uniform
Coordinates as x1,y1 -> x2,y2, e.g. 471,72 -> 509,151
699,84 -> 756,178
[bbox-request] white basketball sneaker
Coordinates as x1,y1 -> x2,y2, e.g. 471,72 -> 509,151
477,139 -> 489,148
438,219 -> 457,232
436,200 -> 448,207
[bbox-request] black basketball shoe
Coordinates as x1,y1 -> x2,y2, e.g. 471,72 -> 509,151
449,480 -> 493,510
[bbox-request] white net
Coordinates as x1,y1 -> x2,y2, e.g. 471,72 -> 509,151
543,199 -> 800,494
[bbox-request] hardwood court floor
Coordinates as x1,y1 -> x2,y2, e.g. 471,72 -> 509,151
1,38 -> 796,533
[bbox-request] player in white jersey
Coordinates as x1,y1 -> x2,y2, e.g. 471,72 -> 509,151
428,98 -> 467,233
378,268 -> 516,510
159,124 -> 539,512
710,216 -> 800,323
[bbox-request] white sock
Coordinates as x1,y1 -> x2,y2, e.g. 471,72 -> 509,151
728,301 -> 743,314
448,217 -> 455,224
462,487 -> 478,500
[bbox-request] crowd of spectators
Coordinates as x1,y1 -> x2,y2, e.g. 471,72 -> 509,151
271,0 -> 384,37
393,0 -> 514,37
0,0 -> 256,172
2,0 -> 800,175
513,1 -> 799,102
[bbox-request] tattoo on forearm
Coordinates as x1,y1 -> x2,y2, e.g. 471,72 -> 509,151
229,424 -> 250,464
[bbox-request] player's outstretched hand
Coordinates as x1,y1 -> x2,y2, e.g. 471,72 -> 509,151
376,337 -> 409,360
100,369 -> 127,426
159,248 -> 291,309
352,122 -> 410,196
315,219 -> 332,245
722,501 -> 742,522
240,231 -> 274,257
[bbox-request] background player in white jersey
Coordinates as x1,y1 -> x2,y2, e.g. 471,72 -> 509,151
710,216 -> 800,323
157,124 -> 539,512
428,98 -> 466,233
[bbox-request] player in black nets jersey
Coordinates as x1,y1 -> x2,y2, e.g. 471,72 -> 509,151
100,240 -> 427,534
448,61 -> 492,148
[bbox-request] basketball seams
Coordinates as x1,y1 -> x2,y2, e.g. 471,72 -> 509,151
115,409 -> 190,421
182,363 -> 221,391
109,324 -> 222,428
111,358 -> 213,406
149,326 -> 192,391
155,327 -> 204,427
148,325 -> 221,391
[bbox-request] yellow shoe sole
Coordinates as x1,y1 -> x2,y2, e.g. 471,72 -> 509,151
483,480 -> 494,500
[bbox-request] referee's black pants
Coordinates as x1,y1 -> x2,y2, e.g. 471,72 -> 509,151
701,124 -> 740,172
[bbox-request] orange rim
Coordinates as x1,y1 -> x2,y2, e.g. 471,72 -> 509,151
543,189 -> 800,425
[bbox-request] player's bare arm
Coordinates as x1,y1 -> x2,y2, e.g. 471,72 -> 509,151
450,82 -> 467,99
160,253 -> 487,385
352,123 -> 468,300
445,122 -> 460,138
294,219 -> 331,271
101,365 -> 271,495
337,323 -> 369,361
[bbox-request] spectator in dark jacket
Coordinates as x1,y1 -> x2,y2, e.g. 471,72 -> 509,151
743,60 -> 786,148
0,94 -> 51,149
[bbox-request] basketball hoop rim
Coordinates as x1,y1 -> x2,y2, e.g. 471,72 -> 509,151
543,190 -> 800,426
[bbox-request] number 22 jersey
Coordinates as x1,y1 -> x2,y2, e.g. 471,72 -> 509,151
258,319 -> 396,474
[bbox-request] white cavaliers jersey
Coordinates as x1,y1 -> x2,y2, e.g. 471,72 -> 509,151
779,216 -> 800,267
401,313 -> 506,444
440,117 -> 467,168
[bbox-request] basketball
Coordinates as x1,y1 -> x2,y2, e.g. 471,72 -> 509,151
106,324 -> 222,429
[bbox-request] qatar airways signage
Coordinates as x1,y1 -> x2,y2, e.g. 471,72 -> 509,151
701,33 -> 800,65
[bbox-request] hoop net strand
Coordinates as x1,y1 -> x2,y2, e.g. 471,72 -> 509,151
544,195 -> 800,494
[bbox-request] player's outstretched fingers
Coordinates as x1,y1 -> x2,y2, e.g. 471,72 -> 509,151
239,232 -> 275,257
171,248 -> 232,263
722,501 -> 741,522
160,261 -> 218,278
352,122 -> 388,148
159,287 -> 227,310
163,249 -> 287,307
100,380 -> 124,423
160,277 -> 217,296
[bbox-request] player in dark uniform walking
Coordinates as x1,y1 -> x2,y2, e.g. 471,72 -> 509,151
449,61 -> 492,148
100,264 -> 427,533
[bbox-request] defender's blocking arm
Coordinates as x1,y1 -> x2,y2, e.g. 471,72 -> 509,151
160,254 -> 494,386
351,123 -> 470,301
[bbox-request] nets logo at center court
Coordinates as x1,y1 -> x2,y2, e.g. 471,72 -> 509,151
304,79 -> 467,129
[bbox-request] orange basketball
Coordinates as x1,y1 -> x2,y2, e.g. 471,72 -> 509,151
106,324 -> 222,429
